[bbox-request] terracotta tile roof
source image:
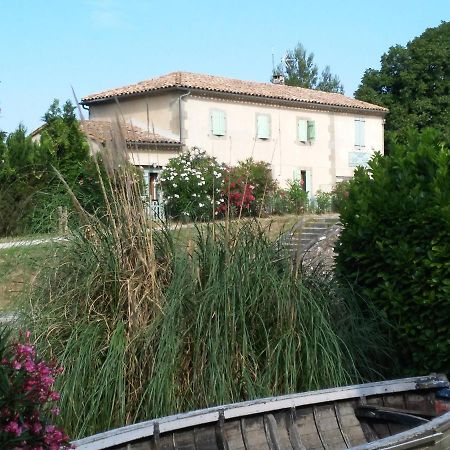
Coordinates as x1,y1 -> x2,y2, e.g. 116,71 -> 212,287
80,120 -> 181,145
81,71 -> 388,113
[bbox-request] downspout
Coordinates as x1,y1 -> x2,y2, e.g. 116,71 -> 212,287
178,90 -> 191,145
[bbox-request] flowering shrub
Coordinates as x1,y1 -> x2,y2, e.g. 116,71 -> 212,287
286,179 -> 309,213
159,147 -> 224,220
217,168 -> 256,217
0,330 -> 71,450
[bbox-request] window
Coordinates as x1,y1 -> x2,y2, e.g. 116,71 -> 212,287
297,119 -> 315,143
211,110 -> 226,136
355,118 -> 365,148
256,114 -> 271,139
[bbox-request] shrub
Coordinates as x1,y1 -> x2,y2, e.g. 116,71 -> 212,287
331,180 -> 350,212
315,190 -> 332,214
335,129 -> 450,376
266,189 -> 292,215
217,167 -> 256,217
159,147 -> 224,220
232,158 -> 277,213
0,329 -> 71,449
287,179 -> 308,213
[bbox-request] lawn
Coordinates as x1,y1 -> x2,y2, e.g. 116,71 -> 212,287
0,244 -> 56,311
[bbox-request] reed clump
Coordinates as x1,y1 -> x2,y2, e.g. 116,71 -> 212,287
23,126 -> 387,439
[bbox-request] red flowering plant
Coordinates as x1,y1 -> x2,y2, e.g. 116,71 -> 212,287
217,168 -> 256,217
0,329 -> 72,450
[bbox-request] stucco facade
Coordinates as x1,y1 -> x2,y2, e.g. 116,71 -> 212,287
81,72 -> 387,197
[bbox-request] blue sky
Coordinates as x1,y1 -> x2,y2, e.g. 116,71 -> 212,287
0,0 -> 448,134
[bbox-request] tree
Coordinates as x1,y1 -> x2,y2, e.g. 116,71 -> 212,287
276,43 -> 344,93
335,129 -> 450,376
355,21 -> 450,147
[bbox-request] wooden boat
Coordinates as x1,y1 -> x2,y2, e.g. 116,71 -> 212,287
73,374 -> 450,450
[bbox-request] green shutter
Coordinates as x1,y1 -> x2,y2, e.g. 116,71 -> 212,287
355,118 -> 365,147
307,120 -> 316,141
293,169 -> 301,181
297,119 -> 307,142
257,115 -> 270,139
211,110 -> 226,136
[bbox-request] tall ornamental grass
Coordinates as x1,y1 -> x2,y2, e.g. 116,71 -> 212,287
23,125 -> 387,439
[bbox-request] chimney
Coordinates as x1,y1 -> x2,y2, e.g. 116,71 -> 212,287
271,73 -> 285,85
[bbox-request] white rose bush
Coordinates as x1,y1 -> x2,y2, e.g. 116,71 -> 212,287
159,148 -> 225,220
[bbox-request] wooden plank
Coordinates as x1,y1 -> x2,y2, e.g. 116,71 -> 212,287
313,404 -> 347,449
334,401 -> 367,447
383,394 -> 410,435
285,409 -> 307,450
241,417 -> 271,450
129,441 -> 152,450
173,430 -> 196,450
366,396 -> 391,438
404,392 -> 436,417
294,407 -> 324,450
219,419 -> 245,450
153,434 -> 176,450
264,414 -> 284,450
194,425 -> 219,450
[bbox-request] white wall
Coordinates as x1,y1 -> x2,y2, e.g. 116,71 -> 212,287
182,94 -> 384,192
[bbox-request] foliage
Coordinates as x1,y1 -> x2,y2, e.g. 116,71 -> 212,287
232,158 -> 278,214
23,142 -> 388,438
266,189 -> 293,215
0,329 -> 71,449
276,42 -> 344,93
159,147 -> 224,220
286,179 -> 309,213
355,21 -> 450,147
330,180 -> 350,212
217,169 -> 256,217
335,129 -> 450,376
315,190 -> 332,214
0,100 -> 104,236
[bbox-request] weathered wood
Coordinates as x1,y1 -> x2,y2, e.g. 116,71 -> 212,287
241,417 -> 271,450
219,420 -> 245,450
173,429 -> 196,450
313,404 -> 347,449
334,402 -> 367,447
193,425 -> 219,450
383,394 -> 410,435
365,396 -> 391,439
356,405 -> 429,427
263,414 -> 284,450
294,407 -> 324,450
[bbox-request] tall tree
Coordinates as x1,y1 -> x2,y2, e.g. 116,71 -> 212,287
275,43 -> 344,93
355,21 -> 450,146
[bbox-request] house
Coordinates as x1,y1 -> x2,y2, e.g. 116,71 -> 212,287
80,71 -> 388,202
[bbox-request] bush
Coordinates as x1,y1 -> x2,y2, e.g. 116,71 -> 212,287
331,180 -> 350,212
287,179 -> 308,213
232,158 -> 277,213
0,329 -> 71,449
335,129 -> 450,376
159,147 -> 224,220
315,190 -> 332,214
217,167 -> 256,217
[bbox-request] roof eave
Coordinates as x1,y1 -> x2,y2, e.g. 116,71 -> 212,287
82,86 -> 388,116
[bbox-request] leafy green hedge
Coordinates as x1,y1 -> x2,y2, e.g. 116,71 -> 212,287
336,129 -> 450,375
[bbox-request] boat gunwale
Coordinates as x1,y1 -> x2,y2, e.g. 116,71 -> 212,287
73,375 -> 449,450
